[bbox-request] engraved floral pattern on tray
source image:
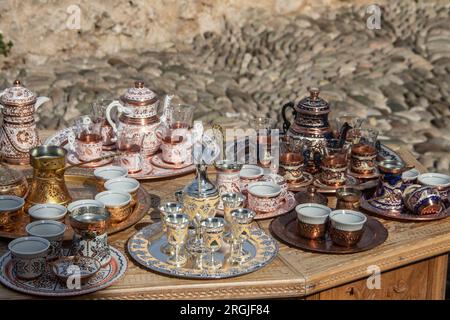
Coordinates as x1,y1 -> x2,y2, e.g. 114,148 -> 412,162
0,247 -> 127,297
128,222 -> 278,279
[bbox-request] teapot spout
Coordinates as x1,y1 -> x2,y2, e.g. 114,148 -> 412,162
35,96 -> 50,111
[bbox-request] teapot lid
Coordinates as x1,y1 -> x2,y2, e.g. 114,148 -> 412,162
120,81 -> 158,106
0,80 -> 37,107
297,87 -> 330,115
294,186 -> 328,206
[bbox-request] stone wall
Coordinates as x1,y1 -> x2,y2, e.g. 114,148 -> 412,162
0,0 -> 376,63
0,0 -> 450,173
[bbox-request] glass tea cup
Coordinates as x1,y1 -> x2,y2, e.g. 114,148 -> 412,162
68,115 -> 103,162
116,129 -> 145,174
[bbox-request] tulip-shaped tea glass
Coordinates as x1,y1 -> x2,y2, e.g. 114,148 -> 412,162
91,98 -> 116,149
221,192 -> 246,242
230,208 -> 256,264
159,202 -> 183,255
165,213 -> 189,267
116,129 -> 145,174
335,114 -> 364,142
201,217 -> 225,270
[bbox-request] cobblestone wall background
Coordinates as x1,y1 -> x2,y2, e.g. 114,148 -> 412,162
0,0 -> 449,173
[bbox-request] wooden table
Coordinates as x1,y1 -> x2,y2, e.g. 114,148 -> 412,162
0,141 -> 448,300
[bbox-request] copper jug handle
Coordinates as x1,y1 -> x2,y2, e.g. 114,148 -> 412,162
281,102 -> 295,134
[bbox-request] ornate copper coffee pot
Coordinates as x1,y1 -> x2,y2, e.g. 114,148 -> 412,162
0,80 -> 50,164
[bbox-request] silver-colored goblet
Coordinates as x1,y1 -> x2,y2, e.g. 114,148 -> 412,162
200,217 -> 225,270
230,208 -> 256,264
165,213 -> 189,267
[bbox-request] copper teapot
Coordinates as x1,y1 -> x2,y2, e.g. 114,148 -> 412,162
105,81 -> 162,156
0,80 -> 50,164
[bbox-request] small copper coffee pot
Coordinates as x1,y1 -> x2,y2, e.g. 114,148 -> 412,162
26,146 -> 72,209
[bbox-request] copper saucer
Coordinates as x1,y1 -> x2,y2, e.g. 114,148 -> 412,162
313,176 -> 358,194
348,168 -> 380,179
287,172 -> 314,192
360,196 -> 450,222
270,210 -> 388,254
67,153 -> 114,168
151,153 -> 192,170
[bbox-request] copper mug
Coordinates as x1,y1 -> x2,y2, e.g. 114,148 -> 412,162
351,143 -> 377,174
279,153 -> 304,183
336,187 -> 362,210
320,154 -> 348,187
69,205 -> 111,266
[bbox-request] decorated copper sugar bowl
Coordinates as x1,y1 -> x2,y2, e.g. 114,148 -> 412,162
106,81 -> 162,156
0,162 -> 28,198
282,88 -> 333,173
0,80 -> 50,165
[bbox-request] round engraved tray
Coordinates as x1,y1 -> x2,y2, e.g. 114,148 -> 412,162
0,246 -> 127,297
360,196 -> 450,222
270,210 -> 388,254
0,168 -> 151,241
44,127 -> 195,180
127,222 -> 278,279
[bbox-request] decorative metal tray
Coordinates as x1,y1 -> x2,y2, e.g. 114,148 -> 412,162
44,128 -> 195,180
0,246 -> 127,297
270,210 -> 388,254
0,169 -> 151,241
360,196 -> 450,222
127,222 -> 278,279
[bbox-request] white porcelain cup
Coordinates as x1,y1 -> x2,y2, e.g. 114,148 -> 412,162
418,173 -> 450,204
95,190 -> 133,224
26,220 -> 66,260
94,166 -> 128,190
67,199 -> 105,215
296,203 -> 331,225
329,210 -> 367,232
247,182 -> 282,213
28,203 -> 67,221
0,195 -> 24,230
8,236 -> 50,279
402,168 -> 420,185
104,177 -> 140,207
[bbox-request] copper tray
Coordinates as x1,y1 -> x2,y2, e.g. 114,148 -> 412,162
270,210 -> 388,254
0,170 -> 152,241
360,196 -> 450,222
